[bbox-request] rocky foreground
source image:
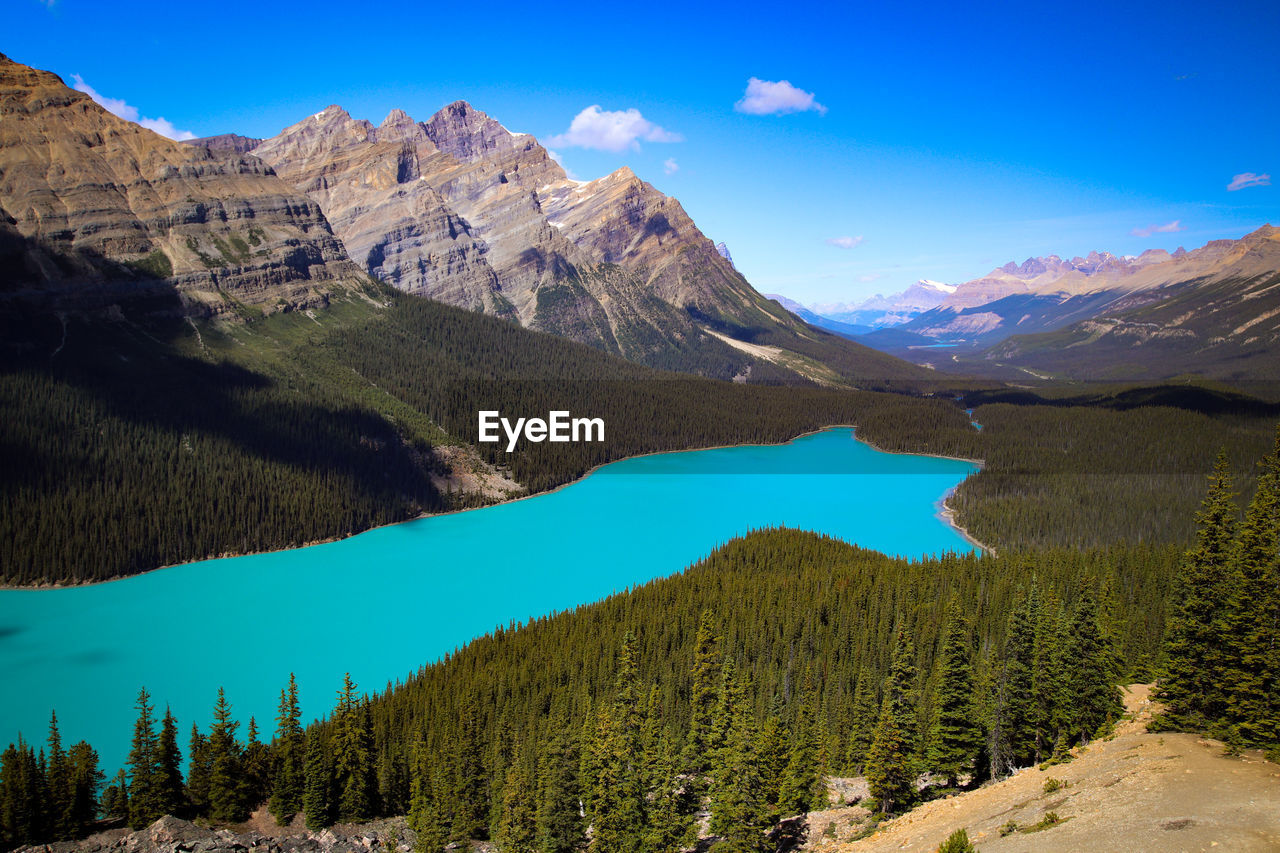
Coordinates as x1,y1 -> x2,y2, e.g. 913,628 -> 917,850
813,684 -> 1280,852
16,815 -> 424,853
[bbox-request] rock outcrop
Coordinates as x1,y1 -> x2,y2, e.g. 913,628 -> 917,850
15,816 -> 417,853
0,54 -> 367,319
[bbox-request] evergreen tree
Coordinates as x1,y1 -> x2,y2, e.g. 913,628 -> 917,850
127,687 -> 162,829
407,745 -> 447,853
588,634 -> 647,853
1059,587 -> 1123,744
450,695 -> 488,842
186,725 -> 211,817
302,730 -> 331,831
45,712 -> 70,839
155,708 -> 184,818
535,726 -> 582,853
494,757 -> 537,853
992,585 -> 1036,774
243,718 -> 271,808
0,737 -> 47,847
866,627 -> 918,815
206,688 -> 247,823
1030,586 -> 1060,760
847,668 -> 878,772
928,604 -> 984,787
683,610 -> 721,777
329,674 -> 377,824
1157,451 -> 1239,729
1221,436 -> 1280,752
270,674 -> 305,826
708,664 -> 769,852
643,735 -> 693,853
777,689 -> 822,816
754,700 -> 790,817
65,742 -> 102,837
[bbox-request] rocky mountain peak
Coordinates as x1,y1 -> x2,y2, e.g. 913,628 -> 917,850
372,108 -> 428,146
380,108 -> 413,127
0,54 -> 365,317
422,100 -> 520,163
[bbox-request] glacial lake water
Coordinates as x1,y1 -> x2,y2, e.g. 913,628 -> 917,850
0,427 -> 978,773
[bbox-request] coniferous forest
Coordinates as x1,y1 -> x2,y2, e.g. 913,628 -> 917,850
2,288 -> 1277,584
4,429 -> 1277,850
3,288 -> 1279,850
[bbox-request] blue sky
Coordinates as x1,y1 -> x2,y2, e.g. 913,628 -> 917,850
10,0 -> 1279,306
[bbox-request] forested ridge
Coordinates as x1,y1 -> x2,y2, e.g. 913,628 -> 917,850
5,433 -> 1278,850
1,532 -> 1180,850
4,286 -> 1278,584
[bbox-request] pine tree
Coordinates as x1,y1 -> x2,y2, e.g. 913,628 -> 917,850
866,626 -> 918,815
847,668 -> 878,772
494,756 -> 537,853
270,674 -> 305,826
709,664 -> 769,852
407,744 -> 447,853
929,603 -> 984,787
588,634 -> 647,853
127,687 -> 162,828
206,688 -> 247,823
65,741 -> 102,837
683,610 -> 721,778
643,734 -> 693,853
1157,451 -> 1239,729
155,708 -> 184,818
992,585 -> 1036,774
450,695 -> 488,842
331,675 -> 376,823
302,730 -> 331,831
1030,586 -> 1060,760
45,712 -> 70,839
535,726 -> 582,853
0,737 -> 47,846
186,725 -> 211,817
754,700 -> 790,817
778,690 -> 821,816
1221,435 -> 1280,752
1059,587 -> 1123,744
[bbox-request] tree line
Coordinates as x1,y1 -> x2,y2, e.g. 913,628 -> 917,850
7,286 -> 1277,585
3,523 -> 1183,850
1152,428 -> 1280,759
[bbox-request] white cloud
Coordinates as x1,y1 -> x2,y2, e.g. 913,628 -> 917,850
859,273 -> 883,283
663,158 -> 679,176
546,105 -> 682,153
71,75 -> 196,141
1228,172 -> 1271,191
1131,220 -> 1184,238
826,235 -> 864,249
735,77 -> 827,116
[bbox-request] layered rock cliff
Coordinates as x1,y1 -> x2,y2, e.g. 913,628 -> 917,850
238,101 -> 847,376
0,54 -> 366,318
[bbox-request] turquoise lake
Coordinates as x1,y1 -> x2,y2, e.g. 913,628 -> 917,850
0,428 -> 978,772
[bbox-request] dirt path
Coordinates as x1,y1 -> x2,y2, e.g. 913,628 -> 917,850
816,684 -> 1280,852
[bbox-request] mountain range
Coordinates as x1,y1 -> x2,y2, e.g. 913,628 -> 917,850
0,54 -> 367,322
779,227 -> 1280,381
182,98 -> 922,385
0,50 -> 931,388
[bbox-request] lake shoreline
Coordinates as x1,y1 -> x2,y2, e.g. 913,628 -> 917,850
1,424 -> 988,590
